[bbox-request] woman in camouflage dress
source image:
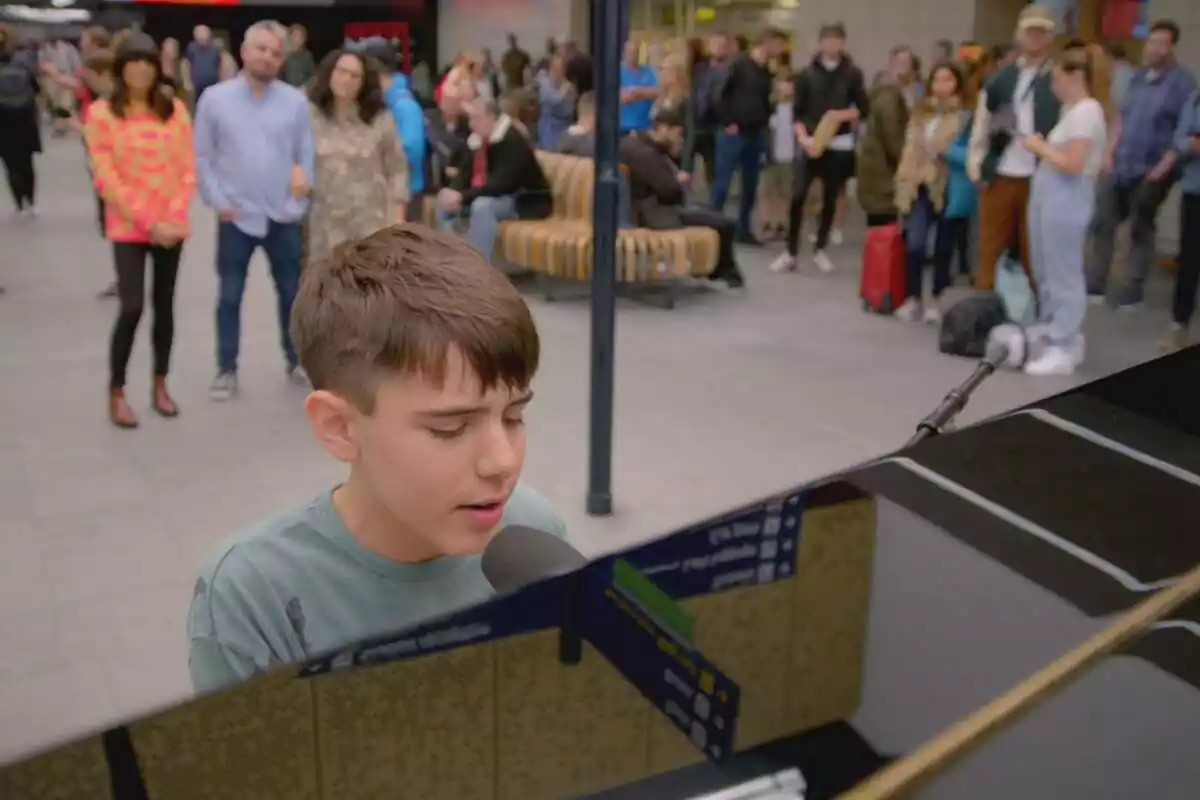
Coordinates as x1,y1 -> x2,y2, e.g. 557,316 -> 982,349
306,49 -> 408,265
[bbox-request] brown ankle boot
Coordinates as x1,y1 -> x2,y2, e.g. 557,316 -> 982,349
152,376 -> 179,418
109,388 -> 138,429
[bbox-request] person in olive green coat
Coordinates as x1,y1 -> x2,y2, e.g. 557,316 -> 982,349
856,47 -> 919,225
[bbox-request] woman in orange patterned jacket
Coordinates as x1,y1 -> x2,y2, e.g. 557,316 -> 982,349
85,33 -> 196,429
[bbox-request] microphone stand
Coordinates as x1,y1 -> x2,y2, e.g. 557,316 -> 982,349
904,356 -> 1001,448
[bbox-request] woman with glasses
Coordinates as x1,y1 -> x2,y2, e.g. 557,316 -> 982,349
306,49 -> 408,266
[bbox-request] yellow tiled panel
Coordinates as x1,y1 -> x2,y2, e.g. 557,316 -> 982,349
130,671 -> 318,800
314,643 -> 496,800
495,632 -> 650,800
0,737 -> 113,800
784,497 -> 877,731
648,580 -> 795,773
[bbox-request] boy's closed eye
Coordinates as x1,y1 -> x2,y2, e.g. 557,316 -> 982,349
427,414 -> 525,440
422,392 -> 533,439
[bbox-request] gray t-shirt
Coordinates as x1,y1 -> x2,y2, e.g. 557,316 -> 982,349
187,482 -> 567,694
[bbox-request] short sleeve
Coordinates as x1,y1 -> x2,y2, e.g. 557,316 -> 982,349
1054,99 -> 1105,144
1078,99 -> 1107,143
187,546 -> 288,695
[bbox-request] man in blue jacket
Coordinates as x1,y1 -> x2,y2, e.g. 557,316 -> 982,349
370,44 -> 428,220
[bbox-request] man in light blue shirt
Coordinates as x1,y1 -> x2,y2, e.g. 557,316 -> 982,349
618,39 -> 659,134
194,20 -> 314,401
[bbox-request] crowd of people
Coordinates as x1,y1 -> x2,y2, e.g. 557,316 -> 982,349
0,5 -> 1198,431
508,7 -> 1195,374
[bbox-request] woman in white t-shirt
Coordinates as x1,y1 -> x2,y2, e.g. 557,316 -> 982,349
1021,53 -> 1107,376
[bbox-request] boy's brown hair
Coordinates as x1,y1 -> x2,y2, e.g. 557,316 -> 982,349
290,224 -> 540,413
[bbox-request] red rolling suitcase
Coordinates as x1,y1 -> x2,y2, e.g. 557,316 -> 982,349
860,223 -> 907,314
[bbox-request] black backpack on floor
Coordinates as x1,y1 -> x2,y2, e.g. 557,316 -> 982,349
939,293 -> 1008,358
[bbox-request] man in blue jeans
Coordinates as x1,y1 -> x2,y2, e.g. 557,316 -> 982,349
194,20 -> 314,401
711,28 -> 788,246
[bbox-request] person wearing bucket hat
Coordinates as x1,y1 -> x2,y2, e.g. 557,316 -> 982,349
85,32 -> 195,429
967,3 -> 1060,292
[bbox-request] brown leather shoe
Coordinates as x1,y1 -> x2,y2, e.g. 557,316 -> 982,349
152,376 -> 179,418
109,388 -> 138,429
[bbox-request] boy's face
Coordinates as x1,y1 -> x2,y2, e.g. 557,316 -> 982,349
317,347 -> 532,559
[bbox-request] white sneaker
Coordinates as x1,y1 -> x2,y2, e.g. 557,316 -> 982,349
894,298 -> 922,322
813,250 -> 835,274
769,253 -> 797,273
1069,335 -> 1086,365
922,303 -> 942,325
1024,346 -> 1077,376
209,370 -> 239,401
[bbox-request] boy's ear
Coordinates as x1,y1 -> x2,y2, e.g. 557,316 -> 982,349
305,390 -> 360,464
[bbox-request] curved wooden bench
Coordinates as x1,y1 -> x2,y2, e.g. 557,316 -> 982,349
497,152 -> 720,285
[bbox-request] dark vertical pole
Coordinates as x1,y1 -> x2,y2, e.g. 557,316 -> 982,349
585,0 -> 624,517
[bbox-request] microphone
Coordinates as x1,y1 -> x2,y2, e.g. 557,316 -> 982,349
906,322 -> 1028,446
481,525 -> 588,593
984,323 -> 1028,370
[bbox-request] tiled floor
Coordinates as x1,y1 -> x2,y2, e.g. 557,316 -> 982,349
0,138 -> 1177,765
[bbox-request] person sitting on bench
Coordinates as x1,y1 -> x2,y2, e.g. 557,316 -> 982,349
556,90 -> 596,156
619,105 -> 745,287
435,97 -> 551,260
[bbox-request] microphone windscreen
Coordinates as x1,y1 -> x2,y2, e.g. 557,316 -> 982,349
481,525 -> 588,593
986,323 -> 1027,369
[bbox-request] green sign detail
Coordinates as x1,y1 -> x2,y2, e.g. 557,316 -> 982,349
612,558 -> 695,644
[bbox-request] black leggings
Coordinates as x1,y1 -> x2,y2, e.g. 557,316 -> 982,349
786,150 -> 855,255
110,242 -> 183,390
1,151 -> 36,210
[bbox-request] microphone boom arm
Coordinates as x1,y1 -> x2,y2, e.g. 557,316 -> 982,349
905,356 -> 1000,448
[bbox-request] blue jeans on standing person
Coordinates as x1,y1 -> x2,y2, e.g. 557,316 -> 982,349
903,188 -> 955,301
1028,164 -> 1095,349
215,219 -> 302,374
436,195 -> 518,261
710,130 -> 764,237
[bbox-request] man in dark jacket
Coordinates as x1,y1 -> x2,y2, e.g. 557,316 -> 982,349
436,98 -> 551,262
711,27 -> 788,245
773,23 -> 870,275
621,107 -> 745,287
185,25 -> 222,104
